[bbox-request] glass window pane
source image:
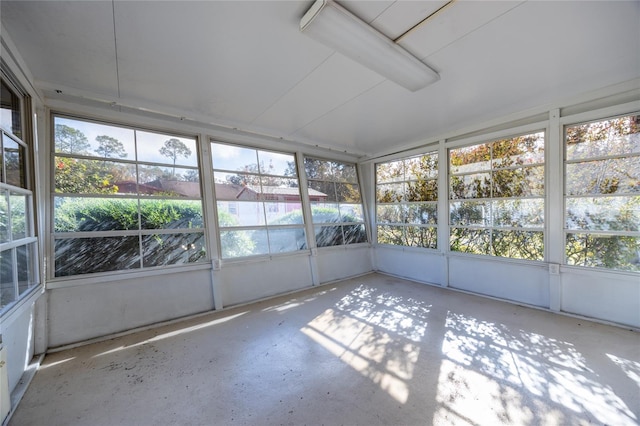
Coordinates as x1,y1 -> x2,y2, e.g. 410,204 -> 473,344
493,166 -> 544,198
211,143 -> 258,172
259,178 -> 300,202
54,197 -> 139,232
217,201 -> 265,227
405,226 -> 437,249
54,236 -> 141,277
17,243 -> 36,296
450,144 -> 491,174
406,154 -> 438,180
220,229 -> 268,258
492,133 -> 545,168
566,233 -> 639,272
566,115 -> 640,160
1,79 -> 21,137
331,162 -> 357,183
377,225 -> 404,245
257,150 -> 296,176
315,225 -> 344,247
449,173 -> 491,199
450,228 -> 491,255
310,203 -> 340,224
406,203 -> 437,225
303,158 -> 326,180
3,134 -> 25,187
344,224 -> 367,245
9,192 -> 27,239
268,227 -> 306,253
265,203 -> 304,225
493,199 -> 544,228
335,183 -> 361,203
566,157 -> 640,196
140,199 -> 203,230
376,160 -> 404,183
566,196 -> 639,231
54,157 -> 133,195
339,204 -> 364,222
138,165 -> 201,197
54,116 -> 135,158
0,190 -> 8,243
376,204 -> 404,224
0,249 -> 15,308
450,201 -> 490,226
406,178 -> 437,202
308,180 -> 336,202
213,177 -> 258,201
377,182 -> 404,203
137,131 -> 197,167
142,232 -> 206,267
492,230 -> 544,260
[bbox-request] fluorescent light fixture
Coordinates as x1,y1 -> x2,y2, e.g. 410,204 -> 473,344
300,0 -> 440,92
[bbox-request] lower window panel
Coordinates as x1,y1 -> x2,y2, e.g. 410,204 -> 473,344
566,233 -> 639,271
377,225 -> 436,248
0,250 -> 15,308
142,232 -> 206,267
55,236 -> 141,277
450,228 -> 543,260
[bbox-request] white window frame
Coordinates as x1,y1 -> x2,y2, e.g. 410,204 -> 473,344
562,111 -> 640,272
50,113 -> 206,279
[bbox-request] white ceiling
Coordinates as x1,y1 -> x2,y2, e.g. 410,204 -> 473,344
2,1 -> 639,158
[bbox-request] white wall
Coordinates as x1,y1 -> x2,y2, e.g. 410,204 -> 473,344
216,255 -> 314,307
373,247 -> 446,287
1,290 -> 41,393
316,245 -> 372,284
48,268 -> 214,347
561,268 -> 640,328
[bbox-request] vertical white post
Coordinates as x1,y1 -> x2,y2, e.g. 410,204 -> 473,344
296,152 -> 319,285
202,136 -> 223,310
359,162 -> 377,271
547,109 -> 563,311
437,139 -> 449,287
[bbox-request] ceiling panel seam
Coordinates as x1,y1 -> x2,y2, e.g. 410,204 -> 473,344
111,0 -> 121,98
415,0 -> 526,62
249,52 -> 337,125
290,79 -> 387,137
394,0 -> 455,43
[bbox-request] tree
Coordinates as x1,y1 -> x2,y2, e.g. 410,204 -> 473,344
55,124 -> 90,154
95,135 -> 127,159
159,138 -> 191,176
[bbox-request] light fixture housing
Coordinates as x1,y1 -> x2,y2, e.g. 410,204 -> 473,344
300,0 -> 439,92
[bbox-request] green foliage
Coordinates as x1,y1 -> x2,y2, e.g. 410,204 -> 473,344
566,233 -> 639,271
54,198 -> 203,232
54,157 -> 120,194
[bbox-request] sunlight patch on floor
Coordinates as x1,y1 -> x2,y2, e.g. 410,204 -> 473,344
91,311 -> 248,358
301,284 -> 430,403
434,311 -> 638,426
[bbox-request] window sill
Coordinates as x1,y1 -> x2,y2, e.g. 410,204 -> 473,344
46,262 -> 213,289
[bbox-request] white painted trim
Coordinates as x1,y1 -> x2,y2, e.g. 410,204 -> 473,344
46,263 -> 213,290
44,95 -> 365,161
559,100 -> 640,126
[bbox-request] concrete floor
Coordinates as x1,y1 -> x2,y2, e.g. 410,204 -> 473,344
10,273 -> 640,425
